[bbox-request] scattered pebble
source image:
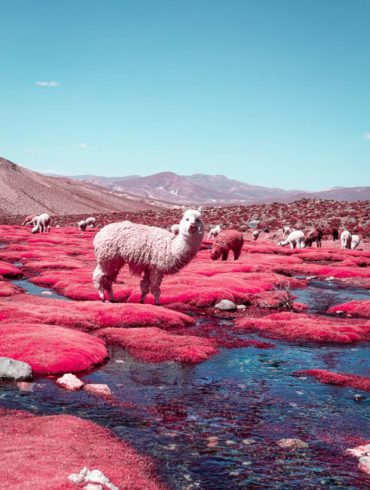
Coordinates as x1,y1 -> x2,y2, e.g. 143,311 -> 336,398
277,438 -> 308,449
207,436 -> 218,448
215,299 -> 237,311
242,438 -> 256,445
17,381 -> 34,392
68,467 -> 118,490
354,394 -> 366,402
56,373 -> 84,391
83,384 -> 112,397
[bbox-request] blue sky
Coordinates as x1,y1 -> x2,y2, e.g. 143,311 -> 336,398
0,0 -> 369,190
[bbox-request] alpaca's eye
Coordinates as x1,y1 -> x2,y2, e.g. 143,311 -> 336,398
186,218 -> 189,221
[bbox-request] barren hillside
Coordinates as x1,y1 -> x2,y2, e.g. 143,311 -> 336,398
0,157 -> 161,216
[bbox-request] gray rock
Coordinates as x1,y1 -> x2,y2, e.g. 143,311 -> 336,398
215,299 -> 237,311
237,304 -> 247,310
0,357 -> 32,381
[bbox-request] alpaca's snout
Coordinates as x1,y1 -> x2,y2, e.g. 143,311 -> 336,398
188,223 -> 197,233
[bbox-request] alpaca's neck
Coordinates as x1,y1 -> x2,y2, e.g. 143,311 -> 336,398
166,231 -> 202,272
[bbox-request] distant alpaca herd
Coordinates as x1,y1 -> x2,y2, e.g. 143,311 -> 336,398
20,209 -> 363,305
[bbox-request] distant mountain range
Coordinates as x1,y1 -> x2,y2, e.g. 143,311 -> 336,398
0,157 -> 161,216
73,171 -> 370,205
1,155 -> 368,219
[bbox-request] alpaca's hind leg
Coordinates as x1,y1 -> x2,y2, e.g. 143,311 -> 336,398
233,247 -> 242,260
140,269 -> 150,304
222,251 -> 229,261
149,269 -> 163,306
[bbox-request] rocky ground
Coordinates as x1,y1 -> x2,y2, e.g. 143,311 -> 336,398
2,197 -> 370,238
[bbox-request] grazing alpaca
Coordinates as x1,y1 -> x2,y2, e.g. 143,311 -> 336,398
31,213 -> 51,233
252,230 -> 260,241
351,234 -> 361,250
78,217 -> 96,231
341,230 -> 352,249
93,208 -> 204,305
207,224 -> 222,240
22,214 -> 37,226
332,229 -> 339,241
78,220 -> 88,231
305,227 -> 323,248
278,230 -> 305,249
85,217 -> 96,227
210,230 -> 244,261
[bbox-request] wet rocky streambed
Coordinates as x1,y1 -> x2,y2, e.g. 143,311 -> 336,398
2,278 -> 370,489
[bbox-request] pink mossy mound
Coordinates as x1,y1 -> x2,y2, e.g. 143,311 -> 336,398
0,277 -> 23,297
328,300 -> 370,318
0,294 -> 195,331
296,369 -> 370,392
0,323 -> 108,374
234,312 -> 370,344
0,409 -> 164,490
98,327 -> 218,364
0,260 -> 22,278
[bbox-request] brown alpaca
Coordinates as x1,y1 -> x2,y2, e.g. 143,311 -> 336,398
210,230 -> 244,261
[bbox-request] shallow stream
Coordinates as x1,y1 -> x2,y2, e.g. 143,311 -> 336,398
1,278 -> 370,489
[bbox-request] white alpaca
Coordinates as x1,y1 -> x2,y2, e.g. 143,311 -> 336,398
32,213 -> 51,233
93,208 -> 204,305
85,217 -> 96,227
340,230 -> 352,249
278,230 -> 305,249
351,234 -> 361,250
208,224 -> 222,240
282,226 -> 293,239
252,230 -> 260,241
78,217 -> 96,231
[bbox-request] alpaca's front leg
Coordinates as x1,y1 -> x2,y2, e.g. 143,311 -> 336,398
93,264 -> 107,302
149,269 -> 163,306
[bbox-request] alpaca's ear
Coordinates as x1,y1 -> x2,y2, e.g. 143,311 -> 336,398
197,206 -> 203,214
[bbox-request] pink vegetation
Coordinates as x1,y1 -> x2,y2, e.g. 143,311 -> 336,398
98,327 -> 218,364
0,323 -> 108,374
234,312 -> 370,343
0,409 -> 164,490
0,295 -> 194,331
0,278 -> 23,297
0,260 -> 22,278
210,229 -> 244,261
328,300 -> 370,318
296,369 -> 370,392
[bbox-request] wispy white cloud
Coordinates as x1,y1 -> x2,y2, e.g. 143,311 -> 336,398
364,132 -> 370,140
35,81 -> 61,87
79,143 -> 87,149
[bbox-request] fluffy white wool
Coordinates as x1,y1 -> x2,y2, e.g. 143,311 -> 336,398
278,230 -> 305,249
32,213 -> 50,233
93,208 -> 204,304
